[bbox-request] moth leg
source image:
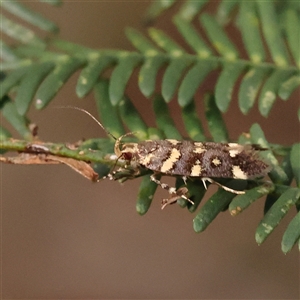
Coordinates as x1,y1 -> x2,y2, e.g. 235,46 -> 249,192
201,177 -> 245,195
150,174 -> 194,209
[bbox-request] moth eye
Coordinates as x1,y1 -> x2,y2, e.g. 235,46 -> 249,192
123,152 -> 132,161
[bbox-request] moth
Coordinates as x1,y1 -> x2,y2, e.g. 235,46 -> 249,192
73,108 -> 270,209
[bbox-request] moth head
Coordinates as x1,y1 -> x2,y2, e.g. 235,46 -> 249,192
114,133 -> 138,161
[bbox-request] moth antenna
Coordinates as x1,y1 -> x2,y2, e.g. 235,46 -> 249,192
56,105 -> 118,141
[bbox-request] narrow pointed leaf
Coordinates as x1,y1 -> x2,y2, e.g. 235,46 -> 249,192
281,211 -> 300,253
0,66 -> 30,99
109,54 -> 141,106
1,99 -> 31,139
255,187 -> 300,245
126,28 -> 160,54
138,56 -> 167,97
148,28 -> 185,55
153,95 -> 181,139
177,0 -> 208,22
162,57 -> 194,102
1,1 -> 58,32
281,9 -> 300,68
15,62 -> 55,115
238,67 -> 271,114
237,2 -> 266,63
278,75 -> 300,100
173,16 -> 212,56
53,39 -> 93,55
186,180 -> 206,213
94,80 -> 124,138
136,174 -> 159,215
76,55 -> 115,98
229,183 -> 275,216
217,0 -> 238,24
146,0 -> 176,21
281,152 -> 294,186
178,60 -> 217,107
0,41 -> 20,61
250,123 -> 289,184
258,69 -> 296,117
182,100 -> 206,142
36,57 -> 84,109
256,1 -> 290,66
193,188 -> 236,232
118,97 -> 148,141
204,94 -> 229,143
290,143 -> 300,187
264,193 -> 279,215
0,14 -> 45,48
200,13 -> 239,60
215,62 -> 246,112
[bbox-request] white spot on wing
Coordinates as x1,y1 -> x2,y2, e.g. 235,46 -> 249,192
193,143 -> 206,154
190,165 -> 202,176
232,165 -> 248,179
160,148 -> 181,173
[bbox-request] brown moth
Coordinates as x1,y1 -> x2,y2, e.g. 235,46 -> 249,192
73,107 -> 270,209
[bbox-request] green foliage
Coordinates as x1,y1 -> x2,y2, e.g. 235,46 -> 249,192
0,0 -> 299,253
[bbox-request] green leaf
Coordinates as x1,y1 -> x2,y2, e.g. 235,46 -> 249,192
126,28 -> 160,54
281,211 -> 300,253
153,95 -> 182,139
15,62 -> 55,115
0,40 -> 20,62
193,187 -> 236,232
281,9 -> 300,68
162,57 -> 194,102
118,97 -> 148,141
0,66 -> 30,99
204,94 -> 229,142
178,60 -> 217,107
138,56 -> 167,98
238,67 -> 271,114
109,53 -> 141,105
217,0 -> 238,25
229,183 -> 275,216
136,174 -> 158,215
237,2 -> 266,63
215,62 -> 246,112
258,69 -> 296,117
36,56 -> 85,109
255,187 -> 300,245
177,0 -> 208,21
76,54 -> 115,98
181,100 -> 206,142
146,0 -> 176,21
1,1 -> 58,32
173,16 -> 212,56
200,13 -> 239,60
94,80 -> 125,138
0,14 -> 45,48
186,179 -> 206,212
148,27 -> 185,55
278,75 -> 300,100
250,123 -> 289,184
1,99 -> 31,139
290,143 -> 300,187
256,1 -> 290,66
